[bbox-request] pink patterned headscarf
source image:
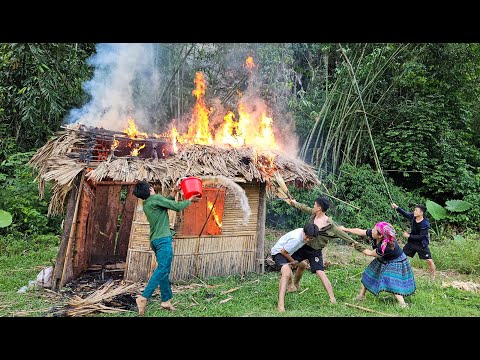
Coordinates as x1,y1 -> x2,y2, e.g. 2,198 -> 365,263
375,221 -> 397,254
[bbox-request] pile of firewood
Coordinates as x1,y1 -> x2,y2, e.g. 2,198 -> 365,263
53,279 -> 141,317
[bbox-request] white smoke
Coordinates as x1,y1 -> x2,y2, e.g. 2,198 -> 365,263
66,43 -> 161,131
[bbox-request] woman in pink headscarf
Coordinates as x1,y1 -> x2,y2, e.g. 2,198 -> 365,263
338,221 -> 415,307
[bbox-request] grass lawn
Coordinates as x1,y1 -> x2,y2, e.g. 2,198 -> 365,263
1,243 -> 479,318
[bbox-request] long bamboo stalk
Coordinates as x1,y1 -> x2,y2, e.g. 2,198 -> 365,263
339,44 -> 394,203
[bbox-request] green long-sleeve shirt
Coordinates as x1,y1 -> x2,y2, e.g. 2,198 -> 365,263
292,201 -> 366,252
143,194 -> 192,241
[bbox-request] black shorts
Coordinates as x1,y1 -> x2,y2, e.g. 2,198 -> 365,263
272,245 -> 324,273
403,241 -> 433,260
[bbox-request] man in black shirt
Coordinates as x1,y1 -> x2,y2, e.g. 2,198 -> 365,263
391,203 -> 436,279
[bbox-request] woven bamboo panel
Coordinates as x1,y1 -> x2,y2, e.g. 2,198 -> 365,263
170,237 -> 198,279
129,222 -> 150,250
125,248 -> 154,282
126,234 -> 256,282
171,234 -> 256,280
221,183 -> 259,235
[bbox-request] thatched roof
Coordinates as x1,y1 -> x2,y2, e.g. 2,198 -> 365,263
29,124 -> 320,215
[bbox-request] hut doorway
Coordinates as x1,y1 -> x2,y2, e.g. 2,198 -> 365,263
52,180 -> 137,290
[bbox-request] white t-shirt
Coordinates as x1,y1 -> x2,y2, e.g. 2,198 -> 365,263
271,228 -> 305,256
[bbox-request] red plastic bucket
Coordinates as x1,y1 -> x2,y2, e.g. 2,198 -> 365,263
180,177 -> 203,199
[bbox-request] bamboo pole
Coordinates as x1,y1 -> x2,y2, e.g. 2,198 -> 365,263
255,182 -> 266,274
344,302 -> 397,317
59,172 -> 85,289
51,173 -> 83,291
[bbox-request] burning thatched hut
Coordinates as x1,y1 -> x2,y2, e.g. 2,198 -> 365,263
30,124 -> 320,291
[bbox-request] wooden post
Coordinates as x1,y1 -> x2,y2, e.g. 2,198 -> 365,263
255,182 -> 266,274
51,173 -> 84,291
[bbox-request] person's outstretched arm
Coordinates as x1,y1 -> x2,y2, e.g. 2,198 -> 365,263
391,203 -> 414,220
333,224 -> 367,252
286,199 -> 314,215
337,226 -> 368,237
361,248 -> 380,258
338,226 -> 380,258
153,194 -> 200,212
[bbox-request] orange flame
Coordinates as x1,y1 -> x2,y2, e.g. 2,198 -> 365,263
112,58 -> 281,166
215,111 -> 243,146
207,201 -> 222,228
245,56 -> 255,71
184,72 -> 213,145
172,68 -> 278,151
171,127 -> 180,153
111,138 -> 119,150
130,143 -> 146,157
124,118 -> 147,139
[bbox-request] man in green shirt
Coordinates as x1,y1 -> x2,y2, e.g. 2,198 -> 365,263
133,180 -> 200,315
287,196 -> 366,304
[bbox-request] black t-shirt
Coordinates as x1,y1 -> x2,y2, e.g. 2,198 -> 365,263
366,229 -> 403,260
396,207 -> 431,246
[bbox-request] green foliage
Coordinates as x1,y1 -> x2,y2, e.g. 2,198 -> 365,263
379,44 -> 480,203
0,210 -> 12,228
0,123 -> 18,161
426,199 -> 475,230
453,235 -> 464,242
426,200 -> 448,220
428,233 -> 480,275
0,233 -> 60,256
0,152 -> 62,240
0,43 -> 95,160
266,186 -> 322,230
327,163 -> 421,231
445,199 -> 472,212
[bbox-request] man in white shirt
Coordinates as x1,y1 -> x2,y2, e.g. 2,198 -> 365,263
271,223 -> 319,312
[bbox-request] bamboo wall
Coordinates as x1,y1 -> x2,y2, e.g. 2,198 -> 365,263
125,183 -> 260,282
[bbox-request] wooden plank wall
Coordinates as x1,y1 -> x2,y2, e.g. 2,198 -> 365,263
125,182 -> 261,282
177,188 -> 226,236
71,183 -> 136,275
89,185 -> 122,263
72,181 -> 95,277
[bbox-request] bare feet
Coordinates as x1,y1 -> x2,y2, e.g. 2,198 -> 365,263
329,297 -> 337,304
277,305 -> 285,312
356,294 -> 365,301
136,295 -> 147,316
160,301 -> 176,311
287,283 -> 299,293
399,302 -> 409,308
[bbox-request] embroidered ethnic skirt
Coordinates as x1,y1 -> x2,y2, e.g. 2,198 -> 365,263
361,252 -> 416,296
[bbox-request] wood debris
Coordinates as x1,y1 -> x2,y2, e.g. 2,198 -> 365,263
441,280 -> 480,292
221,287 -> 240,295
219,297 -> 233,304
344,302 -> 398,317
52,279 -> 142,317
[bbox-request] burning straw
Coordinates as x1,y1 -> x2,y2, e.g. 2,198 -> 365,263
273,171 -> 292,200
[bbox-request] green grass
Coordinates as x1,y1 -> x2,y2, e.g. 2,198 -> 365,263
1,242 -> 479,317
0,245 -> 58,317
0,245 -> 480,317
